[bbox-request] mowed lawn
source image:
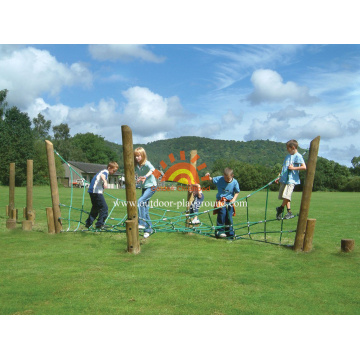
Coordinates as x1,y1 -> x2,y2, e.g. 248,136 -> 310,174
0,185 -> 359,315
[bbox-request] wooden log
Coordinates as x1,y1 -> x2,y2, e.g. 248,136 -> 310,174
45,140 -> 62,233
22,220 -> 33,231
121,125 -> 140,254
9,163 -> 15,219
6,219 -> 16,230
6,205 -> 9,217
341,239 -> 355,252
294,136 -> 320,251
126,219 -> 140,254
46,207 -> 55,234
12,209 -> 18,220
303,219 -> 316,252
26,159 -> 35,223
186,150 -> 197,230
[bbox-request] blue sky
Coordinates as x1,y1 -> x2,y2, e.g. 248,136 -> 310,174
1,43 -> 359,166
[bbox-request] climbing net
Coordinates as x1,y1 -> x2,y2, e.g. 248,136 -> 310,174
56,150 -> 299,245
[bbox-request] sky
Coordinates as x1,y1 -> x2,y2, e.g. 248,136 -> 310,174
1,43 -> 359,167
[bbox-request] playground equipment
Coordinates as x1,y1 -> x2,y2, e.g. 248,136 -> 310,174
5,160 -> 35,231
45,132 -> 321,254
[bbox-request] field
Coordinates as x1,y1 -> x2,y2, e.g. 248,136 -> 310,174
0,185 -> 359,315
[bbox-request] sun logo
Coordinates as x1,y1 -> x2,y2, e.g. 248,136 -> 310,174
152,151 -> 209,184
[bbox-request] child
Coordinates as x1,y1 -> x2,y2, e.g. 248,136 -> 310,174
188,183 -> 204,224
85,161 -> 119,229
205,168 -> 240,238
275,139 -> 307,220
134,147 -> 157,239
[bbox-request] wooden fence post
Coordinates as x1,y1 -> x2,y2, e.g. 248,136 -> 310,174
45,140 -> 62,233
9,163 -> 15,219
121,125 -> 140,254
26,159 -> 35,223
341,239 -> 355,252
303,219 -> 316,252
294,136 -> 320,251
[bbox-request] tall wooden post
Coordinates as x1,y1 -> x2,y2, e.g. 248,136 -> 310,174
294,136 -> 320,251
45,140 -> 62,233
9,163 -> 15,219
26,159 -> 35,223
121,125 -> 140,254
186,150 -> 197,228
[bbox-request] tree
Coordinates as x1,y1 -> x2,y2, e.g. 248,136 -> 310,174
0,106 -> 34,186
70,133 -> 119,164
32,113 -> 51,140
351,156 -> 360,175
52,123 -> 72,160
0,89 -> 8,119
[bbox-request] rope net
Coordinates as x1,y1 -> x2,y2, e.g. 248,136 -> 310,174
56,150 -> 298,245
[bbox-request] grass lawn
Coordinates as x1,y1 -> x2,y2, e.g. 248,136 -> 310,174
0,185 -> 359,315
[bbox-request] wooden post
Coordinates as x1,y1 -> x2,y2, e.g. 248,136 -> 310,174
6,219 -> 16,229
186,150 -> 197,229
303,219 -> 316,252
22,220 -> 33,231
341,239 -> 355,252
9,163 -> 15,219
46,207 -> 56,234
45,140 -> 62,233
26,159 -> 35,224
294,136 -> 320,251
121,125 -> 140,254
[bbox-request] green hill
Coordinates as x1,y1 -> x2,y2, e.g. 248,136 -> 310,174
106,136 -> 306,170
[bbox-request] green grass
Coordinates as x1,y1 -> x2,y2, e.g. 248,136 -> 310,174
0,185 -> 359,314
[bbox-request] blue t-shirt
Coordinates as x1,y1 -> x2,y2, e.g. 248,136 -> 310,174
135,160 -> 157,189
280,152 -> 305,185
212,176 -> 240,201
88,169 -> 109,194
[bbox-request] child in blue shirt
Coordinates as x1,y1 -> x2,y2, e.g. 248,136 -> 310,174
205,168 -> 240,238
134,147 -> 157,239
275,139 -> 306,220
85,161 -> 119,229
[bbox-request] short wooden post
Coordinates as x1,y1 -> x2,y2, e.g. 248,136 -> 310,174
9,162 -> 15,219
5,205 -> 9,217
341,239 -> 355,252
186,150 -> 197,230
46,207 -> 55,234
294,136 -> 320,251
22,220 -> 33,231
121,125 -> 140,254
26,159 -> 35,224
303,219 -> 316,252
12,209 -> 18,220
45,140 -> 62,233
6,219 -> 16,229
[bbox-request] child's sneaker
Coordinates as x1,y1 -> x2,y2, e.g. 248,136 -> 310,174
191,219 -> 200,224
143,232 -> 150,239
284,211 -> 294,220
138,225 -> 146,229
276,207 -> 283,220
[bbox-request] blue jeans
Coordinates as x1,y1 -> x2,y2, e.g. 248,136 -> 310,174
138,187 -> 156,233
216,203 -> 234,237
86,193 -> 108,228
190,193 -> 204,214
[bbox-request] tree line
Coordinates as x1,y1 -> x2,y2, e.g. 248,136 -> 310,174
1,89 -> 359,191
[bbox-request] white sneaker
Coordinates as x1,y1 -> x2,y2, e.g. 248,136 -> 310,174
138,225 -> 145,229
191,219 -> 200,224
219,233 -> 226,238
143,232 -> 150,239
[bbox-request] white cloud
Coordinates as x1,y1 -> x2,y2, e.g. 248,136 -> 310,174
121,86 -> 188,136
0,46 -> 92,108
89,45 -> 165,63
247,69 -> 318,105
221,109 -> 243,125
25,86 -> 188,142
